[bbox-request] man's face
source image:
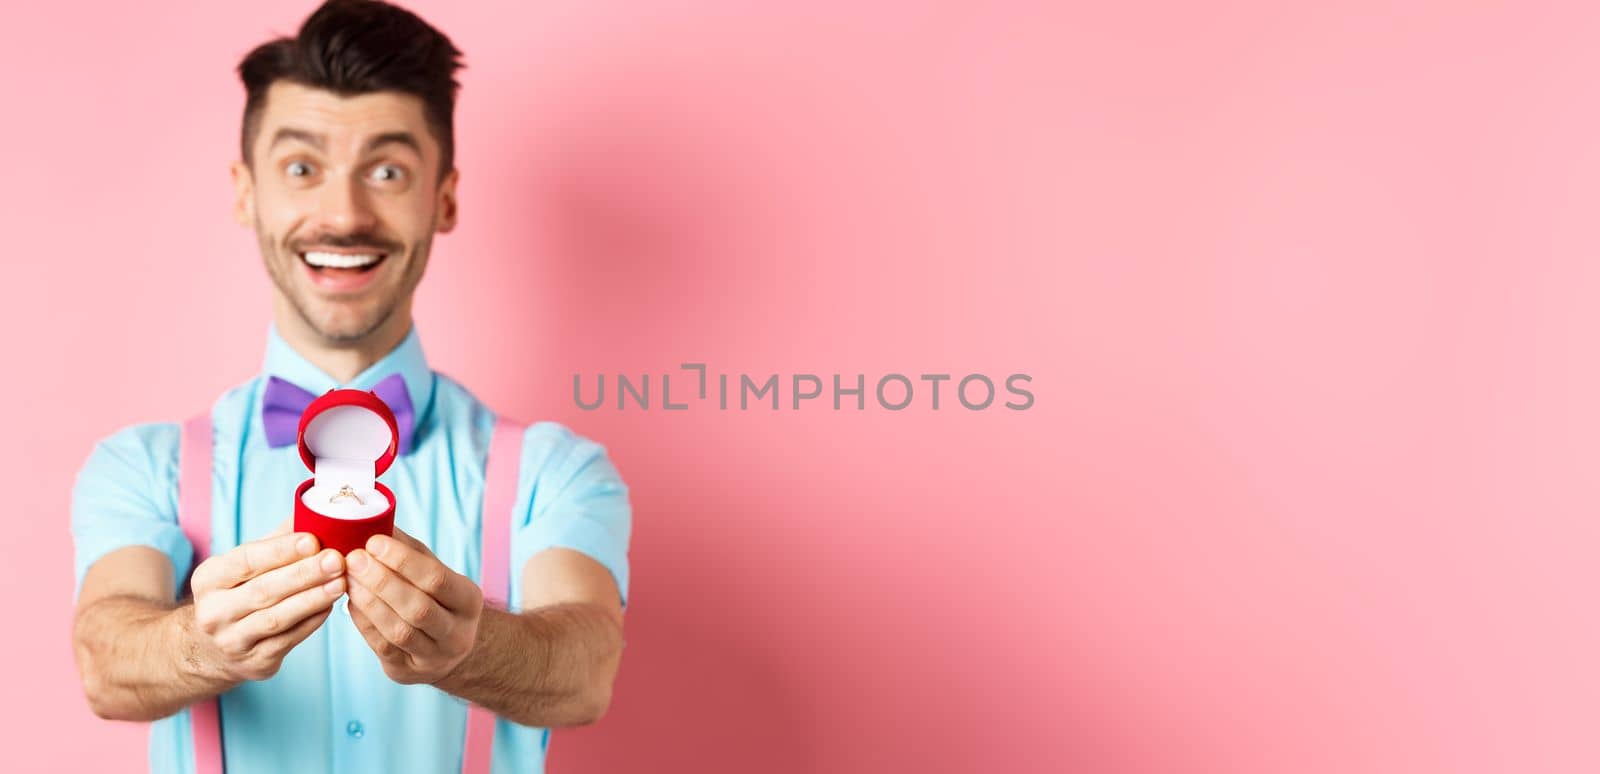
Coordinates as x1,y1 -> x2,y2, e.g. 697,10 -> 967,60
232,82 -> 458,345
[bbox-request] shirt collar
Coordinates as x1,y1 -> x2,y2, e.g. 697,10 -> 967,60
260,323 -> 437,450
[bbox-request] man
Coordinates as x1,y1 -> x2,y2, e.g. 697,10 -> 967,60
68,1 -> 630,772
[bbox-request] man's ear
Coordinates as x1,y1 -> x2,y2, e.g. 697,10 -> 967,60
229,160 -> 256,227
436,167 -> 459,234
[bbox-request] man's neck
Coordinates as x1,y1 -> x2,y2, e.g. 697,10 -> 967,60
272,300 -> 413,384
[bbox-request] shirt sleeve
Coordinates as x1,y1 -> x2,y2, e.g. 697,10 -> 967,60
70,422 -> 193,600
510,421 -> 633,611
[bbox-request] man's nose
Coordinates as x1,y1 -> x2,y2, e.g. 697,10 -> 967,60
313,174 -> 377,234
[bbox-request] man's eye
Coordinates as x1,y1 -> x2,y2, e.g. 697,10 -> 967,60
371,164 -> 404,182
286,161 -> 314,177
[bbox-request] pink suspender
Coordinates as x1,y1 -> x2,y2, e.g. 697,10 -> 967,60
177,412 -> 524,774
179,414 -> 226,774
462,418 -> 525,774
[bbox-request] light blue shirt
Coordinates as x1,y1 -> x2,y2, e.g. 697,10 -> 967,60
70,325 -> 632,774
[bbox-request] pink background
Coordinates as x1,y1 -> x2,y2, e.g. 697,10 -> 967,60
3,1 -> 1600,772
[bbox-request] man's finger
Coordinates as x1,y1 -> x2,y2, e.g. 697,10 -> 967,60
236,574 -> 345,646
347,572 -> 438,655
196,532 -> 318,591
258,607 -> 333,660
348,549 -> 455,640
365,535 -> 476,613
347,602 -> 401,662
220,549 -> 343,620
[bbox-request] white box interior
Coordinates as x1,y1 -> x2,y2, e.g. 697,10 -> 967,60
299,404 -> 392,520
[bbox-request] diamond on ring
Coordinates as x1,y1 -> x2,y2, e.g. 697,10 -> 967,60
329,484 -> 364,505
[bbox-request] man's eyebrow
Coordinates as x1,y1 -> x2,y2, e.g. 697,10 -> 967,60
268,127 -> 325,152
365,131 -> 422,156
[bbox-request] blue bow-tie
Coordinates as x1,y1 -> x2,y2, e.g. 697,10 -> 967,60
261,373 -> 415,454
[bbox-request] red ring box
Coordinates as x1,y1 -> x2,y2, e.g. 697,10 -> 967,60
292,388 -> 399,555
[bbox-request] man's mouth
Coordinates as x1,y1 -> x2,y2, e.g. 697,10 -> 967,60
296,249 -> 391,292
300,250 -> 388,272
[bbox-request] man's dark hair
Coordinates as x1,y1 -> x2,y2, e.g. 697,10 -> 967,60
236,0 -> 464,177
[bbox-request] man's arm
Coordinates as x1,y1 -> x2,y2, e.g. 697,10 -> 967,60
346,532 -> 625,727
73,546 -> 233,721
440,549 -> 625,726
72,530 -> 347,721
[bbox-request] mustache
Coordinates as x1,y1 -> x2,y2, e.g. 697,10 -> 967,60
289,232 -> 403,254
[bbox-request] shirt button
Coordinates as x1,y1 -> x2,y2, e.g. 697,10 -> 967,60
346,720 -> 364,739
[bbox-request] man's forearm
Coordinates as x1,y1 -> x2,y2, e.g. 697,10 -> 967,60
72,595 -> 238,722
435,602 -> 624,727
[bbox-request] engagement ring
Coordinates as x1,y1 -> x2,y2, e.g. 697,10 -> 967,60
330,484 -> 364,505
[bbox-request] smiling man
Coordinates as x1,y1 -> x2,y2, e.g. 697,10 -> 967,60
67,2 -> 631,773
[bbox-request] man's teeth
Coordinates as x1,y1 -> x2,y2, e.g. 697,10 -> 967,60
303,251 -> 382,269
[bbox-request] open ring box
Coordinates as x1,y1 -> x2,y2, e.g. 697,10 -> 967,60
293,388 -> 399,555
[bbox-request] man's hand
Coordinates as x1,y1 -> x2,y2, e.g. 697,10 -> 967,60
345,528 -> 485,685
187,523 -> 346,683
